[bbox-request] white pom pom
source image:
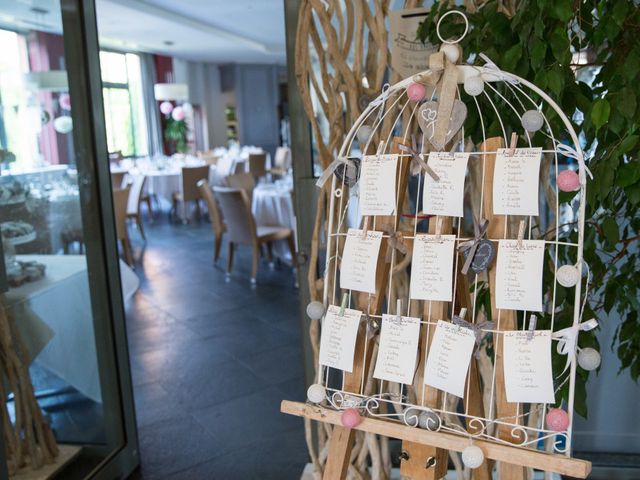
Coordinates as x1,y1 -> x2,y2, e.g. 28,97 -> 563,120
356,125 -> 372,145
306,301 -> 326,320
557,264 -> 580,288
440,43 -> 460,63
521,110 -> 544,132
578,347 -> 601,371
307,383 -> 326,403
464,75 -> 484,97
462,445 -> 485,469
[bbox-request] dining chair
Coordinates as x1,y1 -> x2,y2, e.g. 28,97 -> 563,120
248,153 -> 267,179
126,175 -> 147,240
232,161 -> 246,175
213,186 -> 296,283
197,179 -> 226,263
225,173 -> 255,202
270,146 -> 291,176
113,186 -> 133,266
111,171 -> 126,189
171,165 -> 210,223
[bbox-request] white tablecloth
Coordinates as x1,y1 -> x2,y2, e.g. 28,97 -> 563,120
8,255 -> 139,403
251,184 -> 296,261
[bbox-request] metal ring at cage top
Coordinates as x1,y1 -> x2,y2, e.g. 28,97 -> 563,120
436,10 -> 469,45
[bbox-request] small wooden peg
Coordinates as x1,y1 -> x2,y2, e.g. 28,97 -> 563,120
339,293 -> 349,316
527,314 -> 537,341
517,219 -> 526,248
435,216 -> 443,242
361,216 -> 370,238
396,298 -> 402,322
459,307 -> 467,320
507,132 -> 518,156
377,141 -> 385,156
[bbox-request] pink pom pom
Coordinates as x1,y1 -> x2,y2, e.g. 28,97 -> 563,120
557,170 -> 580,192
160,101 -> 174,115
546,408 -> 570,432
341,408 -> 362,428
407,82 -> 426,102
59,93 -> 71,111
171,106 -> 186,121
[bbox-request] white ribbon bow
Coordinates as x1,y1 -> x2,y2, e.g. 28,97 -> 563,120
555,142 -> 594,186
552,318 -> 599,374
478,53 -> 519,85
315,156 -> 356,188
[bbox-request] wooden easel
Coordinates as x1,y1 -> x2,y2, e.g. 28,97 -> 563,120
281,137 -> 591,479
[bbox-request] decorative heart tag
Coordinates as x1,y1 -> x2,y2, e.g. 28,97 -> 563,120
417,100 -> 467,151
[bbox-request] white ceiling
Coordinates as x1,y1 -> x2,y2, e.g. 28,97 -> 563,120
0,0 -> 288,64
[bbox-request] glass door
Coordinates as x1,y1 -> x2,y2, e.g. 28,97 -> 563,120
0,0 -> 138,478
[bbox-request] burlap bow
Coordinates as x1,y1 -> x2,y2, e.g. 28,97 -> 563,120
552,318 -> 599,374
452,315 -> 495,358
398,135 -> 440,181
381,223 -> 408,263
315,156 -> 357,188
457,217 -> 490,274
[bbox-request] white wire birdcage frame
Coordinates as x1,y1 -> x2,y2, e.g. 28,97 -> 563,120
315,11 -> 592,460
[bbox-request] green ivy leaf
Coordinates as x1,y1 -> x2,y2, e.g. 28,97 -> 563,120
591,99 -> 611,130
617,161 -> 640,187
619,135 -> 639,154
623,48 -> 640,82
612,0 -> 629,26
601,215 -> 620,246
550,0 -> 573,22
618,89 -> 637,119
502,44 -> 522,71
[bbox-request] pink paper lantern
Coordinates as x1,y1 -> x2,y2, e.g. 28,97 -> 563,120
407,82 -> 426,102
59,93 -> 71,111
160,101 -> 174,115
341,408 -> 362,428
546,408 -> 570,432
171,106 -> 186,121
557,169 -> 580,192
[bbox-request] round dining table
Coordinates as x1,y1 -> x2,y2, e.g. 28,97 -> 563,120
251,182 -> 296,262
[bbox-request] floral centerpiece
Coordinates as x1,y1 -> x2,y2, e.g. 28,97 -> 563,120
160,101 -> 188,154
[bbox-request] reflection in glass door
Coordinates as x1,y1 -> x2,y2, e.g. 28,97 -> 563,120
0,1 -> 138,478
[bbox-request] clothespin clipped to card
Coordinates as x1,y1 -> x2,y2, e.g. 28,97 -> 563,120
517,219 -> 526,249
339,292 -> 349,316
361,216 -> 370,239
376,140 -> 385,156
455,307 -> 467,332
396,298 -> 403,322
459,307 -> 467,320
527,314 -> 537,341
435,216 -> 443,243
507,132 -> 518,156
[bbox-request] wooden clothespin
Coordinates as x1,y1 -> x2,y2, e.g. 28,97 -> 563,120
361,216 -> 370,239
527,314 -> 537,341
435,216 -> 443,242
507,132 -> 518,156
517,219 -> 526,249
396,298 -> 402,322
459,307 -> 467,320
339,292 -> 349,316
376,140 -> 385,156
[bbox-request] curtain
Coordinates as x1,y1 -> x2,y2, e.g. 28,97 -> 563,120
139,53 -> 163,156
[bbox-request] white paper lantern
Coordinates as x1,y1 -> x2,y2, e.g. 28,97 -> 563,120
578,347 -> 601,371
461,445 -> 484,469
53,115 -> 73,134
557,264 -> 580,288
307,383 -> 326,403
463,75 -> 484,97
521,109 -> 544,132
306,301 -> 325,320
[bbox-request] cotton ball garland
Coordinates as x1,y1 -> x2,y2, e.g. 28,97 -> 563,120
546,408 -> 570,432
557,170 -> 580,192
306,383 -> 326,403
440,43 -> 460,63
306,301 -> 325,320
407,82 -> 426,102
464,75 -> 484,97
557,264 -> 580,288
461,445 -> 484,469
521,109 -> 544,132
341,408 -> 362,428
578,347 -> 601,371
356,125 -> 373,145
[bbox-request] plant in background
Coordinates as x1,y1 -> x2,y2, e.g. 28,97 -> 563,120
418,0 -> 640,415
160,101 -> 188,154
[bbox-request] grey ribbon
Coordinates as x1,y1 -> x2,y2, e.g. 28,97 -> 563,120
380,223 -> 408,263
315,156 -> 357,188
457,217 -> 489,275
398,135 -> 439,181
452,315 -> 495,358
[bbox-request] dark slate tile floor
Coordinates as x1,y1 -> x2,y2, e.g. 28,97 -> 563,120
125,219 -> 308,479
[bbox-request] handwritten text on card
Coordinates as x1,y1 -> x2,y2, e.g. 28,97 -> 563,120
423,152 -> 470,217
373,315 -> 421,385
495,240 -> 545,312
409,234 -> 456,302
360,154 -> 398,216
340,229 -> 383,293
493,147 -> 542,216
319,305 -> 362,373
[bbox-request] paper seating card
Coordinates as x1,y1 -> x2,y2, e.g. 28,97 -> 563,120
495,240 -> 545,312
503,330 -> 555,404
409,234 -> 456,301
340,228 -> 383,293
423,152 -> 470,217
493,147 -> 542,216
373,314 -> 421,384
319,305 -> 362,372
360,154 -> 398,216
423,320 -> 476,398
